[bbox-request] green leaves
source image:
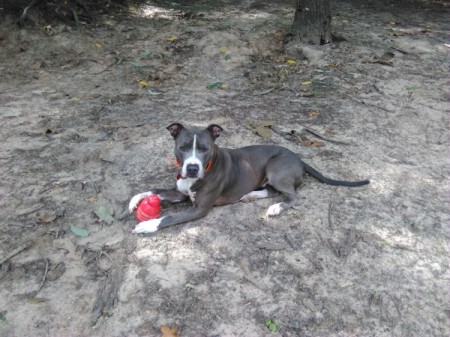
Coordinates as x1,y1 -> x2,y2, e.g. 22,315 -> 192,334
0,109 -> 22,117
264,318 -> 277,332
207,81 -> 229,90
140,50 -> 152,58
94,206 -> 114,225
70,205 -> 114,237
28,297 -> 50,304
70,225 -> 90,237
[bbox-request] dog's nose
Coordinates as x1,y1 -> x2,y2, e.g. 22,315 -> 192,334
186,164 -> 199,177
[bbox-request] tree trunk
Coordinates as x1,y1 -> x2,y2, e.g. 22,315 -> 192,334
290,0 -> 332,45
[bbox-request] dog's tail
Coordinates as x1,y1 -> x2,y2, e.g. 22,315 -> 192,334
303,162 -> 370,187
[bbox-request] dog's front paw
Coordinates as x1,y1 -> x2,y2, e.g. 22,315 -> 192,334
266,202 -> 284,217
132,217 -> 163,234
128,192 -> 153,213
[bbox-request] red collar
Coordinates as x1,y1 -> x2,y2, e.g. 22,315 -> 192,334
205,159 -> 213,172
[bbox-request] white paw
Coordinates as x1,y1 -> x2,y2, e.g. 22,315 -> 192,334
128,192 -> 153,212
266,202 -> 284,217
132,217 -> 163,234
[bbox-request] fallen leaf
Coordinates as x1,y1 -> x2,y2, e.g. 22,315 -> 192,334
207,81 -> 224,89
85,196 -> 97,203
161,325 -> 179,337
147,80 -> 161,87
309,111 -> 320,117
268,322 -> 277,332
302,81 -> 312,85
264,319 -> 277,333
246,120 -> 273,140
140,50 -> 152,58
297,92 -> 315,98
255,125 -> 272,139
29,297 -> 50,304
220,47 -> 228,54
207,82 -> 229,90
167,36 -> 177,42
94,206 -> 114,225
301,140 -> 324,148
129,61 -> 143,72
373,51 -> 395,66
207,82 -> 221,89
406,85 -> 418,92
0,109 -> 22,117
137,79 -> 148,87
70,225 -> 90,237
34,210 -> 57,223
287,59 -> 297,65
185,282 -> 196,289
95,42 -> 102,48
259,213 -> 267,221
130,61 -> 142,67
147,89 -> 162,96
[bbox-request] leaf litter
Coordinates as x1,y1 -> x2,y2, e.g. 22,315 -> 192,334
0,1 -> 448,337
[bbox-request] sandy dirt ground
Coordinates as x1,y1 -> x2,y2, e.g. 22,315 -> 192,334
0,0 -> 449,336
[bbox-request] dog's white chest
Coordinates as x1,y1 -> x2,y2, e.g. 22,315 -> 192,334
177,177 -> 197,202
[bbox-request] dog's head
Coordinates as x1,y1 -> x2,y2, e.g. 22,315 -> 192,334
167,123 -> 223,179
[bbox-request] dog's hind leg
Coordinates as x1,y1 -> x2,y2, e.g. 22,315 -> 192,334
264,156 -> 304,217
265,190 -> 298,216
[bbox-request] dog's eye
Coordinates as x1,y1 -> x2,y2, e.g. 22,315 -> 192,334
179,144 -> 190,151
197,145 -> 208,152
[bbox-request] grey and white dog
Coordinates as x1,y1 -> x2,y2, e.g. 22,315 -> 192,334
129,123 -> 369,233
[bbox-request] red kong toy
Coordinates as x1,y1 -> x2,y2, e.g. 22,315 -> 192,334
134,194 -> 161,222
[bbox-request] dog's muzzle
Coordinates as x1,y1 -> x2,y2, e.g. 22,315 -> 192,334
186,163 -> 199,178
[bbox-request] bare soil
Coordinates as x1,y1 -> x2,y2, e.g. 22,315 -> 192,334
1,1 -> 449,336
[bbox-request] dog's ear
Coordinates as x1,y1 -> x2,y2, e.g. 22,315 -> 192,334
167,123 -> 184,138
207,124 -> 223,140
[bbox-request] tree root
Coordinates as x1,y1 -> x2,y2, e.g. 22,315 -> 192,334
19,0 -> 42,26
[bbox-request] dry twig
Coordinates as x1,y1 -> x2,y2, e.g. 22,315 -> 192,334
328,196 -> 335,231
38,258 -> 49,290
0,240 -> 33,265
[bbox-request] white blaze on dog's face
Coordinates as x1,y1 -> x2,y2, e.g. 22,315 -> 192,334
180,133 -> 204,178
